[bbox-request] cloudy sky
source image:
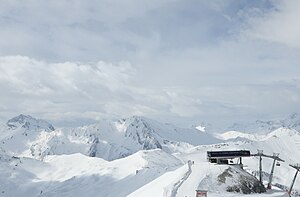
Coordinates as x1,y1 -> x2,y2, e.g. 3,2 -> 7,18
0,0 -> 300,127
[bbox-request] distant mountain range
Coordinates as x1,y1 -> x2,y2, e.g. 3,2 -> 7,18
0,114 -> 219,161
225,113 -> 300,134
0,114 -> 300,196
1,113 -> 300,161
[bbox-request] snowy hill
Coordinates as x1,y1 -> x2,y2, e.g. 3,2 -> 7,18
0,114 -> 55,156
129,158 -> 288,197
6,114 -> 55,131
0,115 -> 220,161
216,126 -> 300,142
31,116 -> 220,161
216,130 -> 263,141
226,113 -> 300,134
205,127 -> 300,195
0,149 -> 183,197
0,114 -> 299,197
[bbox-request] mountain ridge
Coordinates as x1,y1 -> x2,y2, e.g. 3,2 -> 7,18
0,114 -> 220,161
225,113 -> 300,134
0,114 -> 299,196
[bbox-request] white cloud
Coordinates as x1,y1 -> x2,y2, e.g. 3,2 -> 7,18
0,56 -> 136,121
0,55 -> 300,127
0,1 -> 300,127
244,0 -> 300,49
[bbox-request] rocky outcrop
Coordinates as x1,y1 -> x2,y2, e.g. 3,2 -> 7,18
124,116 -> 162,150
217,166 -> 266,194
7,114 -> 54,131
198,165 -> 266,195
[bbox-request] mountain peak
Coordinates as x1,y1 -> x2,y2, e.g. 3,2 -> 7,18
6,114 -> 55,131
128,115 -> 147,123
226,113 -> 300,134
9,114 -> 31,121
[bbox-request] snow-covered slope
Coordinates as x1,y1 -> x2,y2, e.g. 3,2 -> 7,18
0,114 -> 55,156
0,114 -> 299,197
0,149 -> 183,197
189,127 -> 300,195
130,159 -> 287,197
6,114 -> 54,131
216,130 -> 263,141
30,116 -> 219,161
0,115 -> 220,161
227,113 -> 300,134
215,127 -> 300,142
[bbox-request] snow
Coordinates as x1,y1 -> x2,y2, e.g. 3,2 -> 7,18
176,162 -> 210,196
0,115 -> 220,161
179,166 -> 287,197
225,113 -> 300,135
0,114 -> 299,196
0,149 -> 183,197
216,130 -> 263,141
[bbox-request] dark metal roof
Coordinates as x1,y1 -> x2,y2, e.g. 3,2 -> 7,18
207,150 -> 251,159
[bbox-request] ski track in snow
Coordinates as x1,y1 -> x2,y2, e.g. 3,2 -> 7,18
170,161 -> 192,197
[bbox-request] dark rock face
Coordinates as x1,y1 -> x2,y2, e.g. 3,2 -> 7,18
88,137 -> 99,157
6,114 -> 55,131
124,116 -> 162,150
218,167 -> 266,194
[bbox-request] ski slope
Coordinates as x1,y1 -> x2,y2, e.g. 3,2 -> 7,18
128,164 -> 190,197
175,162 -> 288,197
0,149 -> 184,197
0,114 -> 300,196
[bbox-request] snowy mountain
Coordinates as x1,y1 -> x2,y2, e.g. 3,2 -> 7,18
6,114 -> 55,131
0,149 -> 183,197
0,115 -> 220,161
216,127 -> 300,142
0,114 -> 299,197
226,113 -> 300,134
37,116 -> 220,161
0,114 -> 55,156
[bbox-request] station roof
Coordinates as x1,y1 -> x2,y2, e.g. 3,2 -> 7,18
207,150 -> 251,159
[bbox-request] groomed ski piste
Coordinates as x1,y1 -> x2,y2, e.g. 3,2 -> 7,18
129,127 -> 300,197
1,149 -> 291,197
129,151 -> 289,197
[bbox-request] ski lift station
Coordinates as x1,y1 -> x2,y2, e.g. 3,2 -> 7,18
207,149 -> 300,196
207,150 -> 250,166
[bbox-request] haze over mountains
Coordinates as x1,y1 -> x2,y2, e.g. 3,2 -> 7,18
226,113 -> 300,134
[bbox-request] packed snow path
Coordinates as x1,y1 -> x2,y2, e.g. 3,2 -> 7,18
176,161 -> 211,197
170,160 -> 192,196
175,161 -> 289,197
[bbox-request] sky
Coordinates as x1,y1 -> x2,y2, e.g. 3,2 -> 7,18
0,0 -> 300,127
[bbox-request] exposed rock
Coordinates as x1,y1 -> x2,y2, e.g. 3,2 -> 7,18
217,166 -> 266,194
7,114 -> 55,131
